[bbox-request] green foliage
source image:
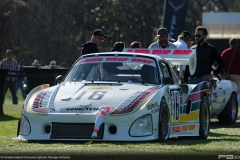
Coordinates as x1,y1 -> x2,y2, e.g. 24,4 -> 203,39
0,0 -> 239,67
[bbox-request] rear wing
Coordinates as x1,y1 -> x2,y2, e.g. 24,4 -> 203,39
122,48 -> 196,66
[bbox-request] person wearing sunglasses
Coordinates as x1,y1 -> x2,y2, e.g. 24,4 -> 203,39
184,26 -> 225,84
148,27 -> 177,49
81,29 -> 107,56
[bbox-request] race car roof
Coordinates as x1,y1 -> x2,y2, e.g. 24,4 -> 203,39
122,48 -> 195,65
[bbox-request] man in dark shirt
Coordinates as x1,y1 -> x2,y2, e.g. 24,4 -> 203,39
81,29 -> 107,56
184,26 -> 225,84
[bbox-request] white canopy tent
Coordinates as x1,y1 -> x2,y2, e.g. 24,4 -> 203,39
202,12 -> 240,39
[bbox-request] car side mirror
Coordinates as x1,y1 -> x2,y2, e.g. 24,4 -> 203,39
163,77 -> 173,84
55,75 -> 63,84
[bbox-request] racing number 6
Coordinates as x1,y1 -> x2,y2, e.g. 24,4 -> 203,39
88,91 -> 107,100
76,91 -> 107,100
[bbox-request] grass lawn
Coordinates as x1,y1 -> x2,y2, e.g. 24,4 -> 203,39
0,90 -> 240,160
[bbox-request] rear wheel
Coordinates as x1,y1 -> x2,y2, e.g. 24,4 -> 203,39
198,95 -> 210,139
158,99 -> 170,142
218,93 -> 238,125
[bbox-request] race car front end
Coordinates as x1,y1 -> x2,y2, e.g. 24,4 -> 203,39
15,83 -> 162,142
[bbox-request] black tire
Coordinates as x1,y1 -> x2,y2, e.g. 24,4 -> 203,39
218,93 -> 238,125
17,119 -> 21,136
158,99 -> 170,142
198,95 -> 210,139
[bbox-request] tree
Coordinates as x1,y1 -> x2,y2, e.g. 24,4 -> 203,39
0,0 -> 239,67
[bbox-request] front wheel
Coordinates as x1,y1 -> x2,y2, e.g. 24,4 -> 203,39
218,93 -> 238,125
17,119 -> 21,136
198,95 -> 210,139
158,99 -> 170,142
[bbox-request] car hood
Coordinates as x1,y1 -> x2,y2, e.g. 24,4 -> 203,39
47,82 -> 160,114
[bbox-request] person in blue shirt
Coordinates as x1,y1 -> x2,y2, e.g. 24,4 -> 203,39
16,59 -> 26,99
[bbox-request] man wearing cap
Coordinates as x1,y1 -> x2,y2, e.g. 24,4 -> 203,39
173,31 -> 191,83
0,49 -> 18,106
81,29 -> 107,55
148,27 -> 177,49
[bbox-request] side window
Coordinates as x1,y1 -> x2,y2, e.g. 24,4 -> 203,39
169,66 -> 179,84
159,61 -> 179,84
159,61 -> 169,77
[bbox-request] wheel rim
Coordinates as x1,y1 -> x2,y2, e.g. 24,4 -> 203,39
202,102 -> 209,135
161,105 -> 170,138
231,98 -> 237,120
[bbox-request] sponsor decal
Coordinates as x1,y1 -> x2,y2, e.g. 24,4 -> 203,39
147,102 -> 160,114
133,49 -> 150,54
172,124 -> 196,132
123,48 -> 192,57
106,58 -> 128,61
152,50 -> 171,55
88,86 -> 112,90
76,56 -> 156,67
147,102 -> 159,110
66,107 -> 99,111
173,49 -> 192,55
77,58 -> 103,64
131,58 -> 154,64
173,126 -> 181,132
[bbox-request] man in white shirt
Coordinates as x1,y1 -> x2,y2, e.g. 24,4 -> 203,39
148,27 -> 177,49
173,31 -> 191,83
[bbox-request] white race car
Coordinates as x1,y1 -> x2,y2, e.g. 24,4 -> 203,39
14,49 -> 238,142
124,48 -> 238,125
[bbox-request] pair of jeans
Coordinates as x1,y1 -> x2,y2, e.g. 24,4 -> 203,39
2,80 -> 18,105
16,78 -> 26,99
188,76 -> 206,84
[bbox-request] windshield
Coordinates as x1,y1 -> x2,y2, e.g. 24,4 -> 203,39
64,56 -> 160,84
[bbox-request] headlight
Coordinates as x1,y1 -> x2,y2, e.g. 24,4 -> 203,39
130,114 -> 153,137
19,115 -> 31,136
139,117 -> 148,129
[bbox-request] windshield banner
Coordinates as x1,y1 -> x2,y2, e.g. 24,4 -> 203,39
76,56 -> 156,67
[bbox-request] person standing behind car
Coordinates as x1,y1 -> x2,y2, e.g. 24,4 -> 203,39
173,31 -> 191,83
148,27 -> 177,49
81,29 -> 107,55
221,38 -> 240,94
184,26 -> 225,84
190,41 -> 195,48
0,49 -> 18,105
149,27 -> 177,82
130,41 -> 142,48
111,42 -> 125,52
